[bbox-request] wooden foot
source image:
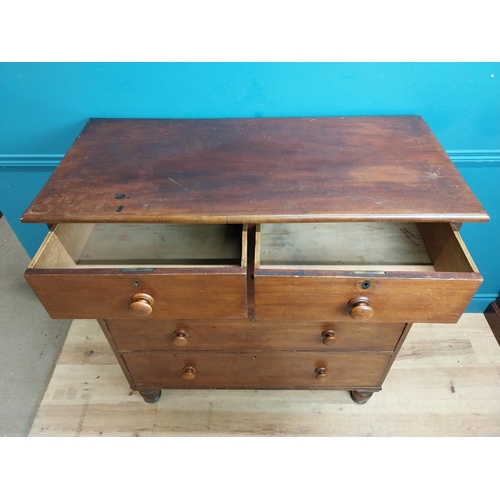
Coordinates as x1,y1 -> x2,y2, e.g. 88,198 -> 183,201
139,389 -> 162,403
350,390 -> 374,404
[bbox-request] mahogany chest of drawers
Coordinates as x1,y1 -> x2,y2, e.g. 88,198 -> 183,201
22,117 -> 488,404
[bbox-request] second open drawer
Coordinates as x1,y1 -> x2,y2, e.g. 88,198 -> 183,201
254,222 -> 482,323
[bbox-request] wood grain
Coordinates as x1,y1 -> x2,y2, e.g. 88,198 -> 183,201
104,319 -> 405,352
121,351 -> 390,389
258,222 -> 433,267
254,272 -> 482,323
29,315 -> 500,436
30,223 -> 246,268
417,222 -> 477,272
78,223 -> 243,266
21,116 -> 492,437
24,270 -> 247,319
253,221 -> 482,323
21,117 -> 488,224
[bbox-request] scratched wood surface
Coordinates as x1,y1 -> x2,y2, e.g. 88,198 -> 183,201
21,117 -> 488,224
258,222 -> 432,267
29,314 -> 500,436
31,223 -> 244,268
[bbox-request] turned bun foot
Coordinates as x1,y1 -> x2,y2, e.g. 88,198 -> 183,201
350,390 -> 374,404
139,389 -> 162,403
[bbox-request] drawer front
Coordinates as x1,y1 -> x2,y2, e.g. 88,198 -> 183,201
106,319 -> 405,352
25,269 -> 247,319
254,272 -> 481,323
122,351 -> 391,389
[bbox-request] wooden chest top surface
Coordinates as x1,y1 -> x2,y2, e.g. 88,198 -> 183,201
22,116 -> 488,224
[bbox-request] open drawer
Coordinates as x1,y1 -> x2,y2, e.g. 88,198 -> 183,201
25,223 -> 248,319
254,222 -> 482,323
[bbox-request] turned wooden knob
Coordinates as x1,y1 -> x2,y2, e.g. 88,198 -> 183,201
129,293 -> 154,317
315,367 -> 328,381
172,330 -> 189,346
182,366 -> 196,380
321,330 -> 337,345
348,296 -> 373,321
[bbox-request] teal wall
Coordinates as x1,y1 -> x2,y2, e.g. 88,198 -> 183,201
1,63 -> 499,311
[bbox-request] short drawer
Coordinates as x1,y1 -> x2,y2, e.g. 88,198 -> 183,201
254,222 -> 482,323
123,351 -> 392,389
25,223 -> 248,319
106,319 -> 405,352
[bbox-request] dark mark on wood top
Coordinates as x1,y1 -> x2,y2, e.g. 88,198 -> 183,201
21,117 -> 489,224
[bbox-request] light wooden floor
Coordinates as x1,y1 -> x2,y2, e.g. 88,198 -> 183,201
29,314 -> 500,437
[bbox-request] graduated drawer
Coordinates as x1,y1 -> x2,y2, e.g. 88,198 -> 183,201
254,222 -> 482,323
123,351 -> 392,389
106,319 -> 405,352
25,223 -> 247,319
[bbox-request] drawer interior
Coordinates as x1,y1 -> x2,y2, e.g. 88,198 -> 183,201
30,223 -> 247,269
256,222 -> 477,273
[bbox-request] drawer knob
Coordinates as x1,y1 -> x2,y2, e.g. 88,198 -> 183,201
348,297 -> 373,321
182,366 -> 196,380
130,293 -> 154,317
321,330 -> 337,345
315,367 -> 328,381
172,330 -> 189,346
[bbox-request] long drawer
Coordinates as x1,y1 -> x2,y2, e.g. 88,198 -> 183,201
106,319 -> 405,352
123,351 -> 392,389
25,223 -> 248,319
254,222 -> 482,323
